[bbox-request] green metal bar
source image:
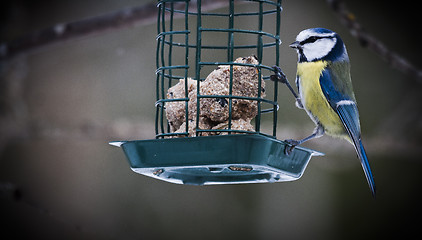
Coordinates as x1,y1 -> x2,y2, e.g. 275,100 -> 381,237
167,2 -> 175,133
273,0 -> 282,137
157,73 -> 185,80
255,1 -> 264,133
196,94 -> 276,106
168,2 -> 174,86
167,8 -> 279,17
161,40 -> 278,49
160,1 -> 166,99
159,2 -> 167,135
184,1 -> 190,134
227,0 -> 235,133
260,107 -> 278,114
194,129 -> 277,140
201,28 -> 278,40
156,65 -> 189,73
197,129 -> 257,134
195,0 -> 202,136
156,98 -> 189,103
257,1 -> 264,62
227,1 -> 234,62
156,46 -> 161,100
198,61 -> 274,70
156,31 -> 190,40
156,2 -> 162,103
156,132 -> 189,138
155,3 -> 163,138
155,105 -> 160,137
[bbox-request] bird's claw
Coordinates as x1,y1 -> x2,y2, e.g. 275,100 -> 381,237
284,139 -> 300,155
270,65 -> 288,84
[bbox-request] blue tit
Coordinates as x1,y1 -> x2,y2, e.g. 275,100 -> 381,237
285,28 -> 376,196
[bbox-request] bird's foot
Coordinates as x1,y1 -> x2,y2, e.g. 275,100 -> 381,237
270,66 -> 288,84
271,66 -> 287,84
284,139 -> 301,155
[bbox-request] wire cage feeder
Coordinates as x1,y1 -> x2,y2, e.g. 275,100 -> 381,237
110,0 -> 322,185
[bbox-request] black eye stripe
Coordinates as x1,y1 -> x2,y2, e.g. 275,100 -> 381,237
301,36 -> 318,44
300,35 -> 334,45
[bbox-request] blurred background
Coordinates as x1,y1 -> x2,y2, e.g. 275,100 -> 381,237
1,0 -> 421,239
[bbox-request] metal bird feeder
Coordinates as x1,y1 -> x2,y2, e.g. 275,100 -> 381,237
110,0 -> 322,185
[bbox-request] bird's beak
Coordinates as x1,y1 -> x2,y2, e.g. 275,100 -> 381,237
289,41 -> 300,49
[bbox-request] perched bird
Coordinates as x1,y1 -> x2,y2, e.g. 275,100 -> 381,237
273,28 -> 376,197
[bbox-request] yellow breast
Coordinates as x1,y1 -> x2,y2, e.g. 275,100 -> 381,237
297,61 -> 347,138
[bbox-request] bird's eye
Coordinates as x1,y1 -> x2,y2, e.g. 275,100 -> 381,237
301,36 -> 319,45
309,36 -> 318,42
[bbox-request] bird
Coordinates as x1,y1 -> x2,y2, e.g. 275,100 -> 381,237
272,28 -> 376,197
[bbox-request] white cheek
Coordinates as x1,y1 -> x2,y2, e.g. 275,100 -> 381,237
303,38 -> 336,61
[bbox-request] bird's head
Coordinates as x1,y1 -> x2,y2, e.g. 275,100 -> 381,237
290,28 -> 349,63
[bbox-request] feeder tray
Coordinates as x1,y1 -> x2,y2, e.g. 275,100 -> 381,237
110,135 -> 322,185
110,0 -> 323,185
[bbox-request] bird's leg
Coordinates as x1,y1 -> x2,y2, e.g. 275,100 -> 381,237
285,125 -> 324,155
270,65 -> 303,108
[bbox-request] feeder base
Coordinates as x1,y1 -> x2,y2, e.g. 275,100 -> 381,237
110,134 -> 323,185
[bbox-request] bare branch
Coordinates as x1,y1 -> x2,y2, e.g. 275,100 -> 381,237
327,0 -> 422,83
0,0 -> 229,61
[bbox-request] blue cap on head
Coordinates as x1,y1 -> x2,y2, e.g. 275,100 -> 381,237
311,28 -> 334,34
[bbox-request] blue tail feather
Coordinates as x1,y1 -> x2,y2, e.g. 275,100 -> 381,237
357,140 -> 376,197
335,104 -> 376,197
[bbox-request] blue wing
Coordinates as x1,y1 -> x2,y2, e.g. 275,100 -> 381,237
320,67 -> 376,197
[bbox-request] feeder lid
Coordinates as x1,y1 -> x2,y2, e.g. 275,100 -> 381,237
110,134 -> 323,185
